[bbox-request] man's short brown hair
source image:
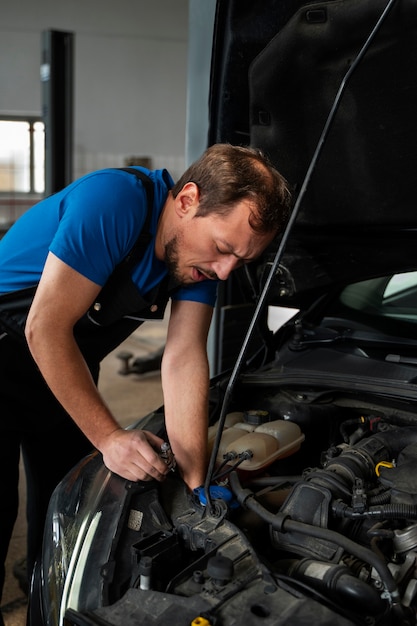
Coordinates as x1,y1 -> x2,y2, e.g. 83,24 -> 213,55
172,143 -> 291,235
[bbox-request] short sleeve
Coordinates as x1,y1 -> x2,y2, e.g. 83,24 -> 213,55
172,280 -> 218,307
49,170 -> 148,286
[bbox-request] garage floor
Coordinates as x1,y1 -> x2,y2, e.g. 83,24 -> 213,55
2,319 -> 167,626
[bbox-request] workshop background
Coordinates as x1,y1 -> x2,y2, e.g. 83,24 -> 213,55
1,0 -> 189,187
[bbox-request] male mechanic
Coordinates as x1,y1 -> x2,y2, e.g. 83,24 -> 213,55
0,143 -> 291,609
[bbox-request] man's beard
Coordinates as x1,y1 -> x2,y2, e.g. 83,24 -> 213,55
164,235 -> 184,284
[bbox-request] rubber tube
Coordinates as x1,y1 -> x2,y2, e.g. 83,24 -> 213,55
228,471 -> 405,621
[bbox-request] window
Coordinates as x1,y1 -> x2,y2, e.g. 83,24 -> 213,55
340,272 -> 417,323
0,116 -> 45,194
383,271 -> 417,300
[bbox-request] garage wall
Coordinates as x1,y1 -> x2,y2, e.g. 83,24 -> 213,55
0,0 -> 189,181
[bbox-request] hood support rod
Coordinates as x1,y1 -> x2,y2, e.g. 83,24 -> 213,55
204,0 -> 398,514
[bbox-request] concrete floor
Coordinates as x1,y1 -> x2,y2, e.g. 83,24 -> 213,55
1,319 -> 167,626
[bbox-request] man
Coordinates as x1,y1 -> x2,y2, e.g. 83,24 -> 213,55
0,143 -> 291,612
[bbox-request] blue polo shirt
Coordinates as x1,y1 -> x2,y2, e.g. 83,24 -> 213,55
0,167 -> 218,306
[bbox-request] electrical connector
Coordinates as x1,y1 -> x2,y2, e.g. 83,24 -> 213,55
159,441 -> 176,472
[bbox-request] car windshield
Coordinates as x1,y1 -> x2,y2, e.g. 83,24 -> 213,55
339,270 -> 417,324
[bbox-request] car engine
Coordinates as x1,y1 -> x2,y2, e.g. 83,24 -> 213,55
66,369 -> 417,626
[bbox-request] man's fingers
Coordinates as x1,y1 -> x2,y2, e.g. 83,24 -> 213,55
102,429 -> 171,482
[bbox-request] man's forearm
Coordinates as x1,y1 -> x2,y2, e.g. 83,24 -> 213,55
162,353 -> 210,490
27,328 -> 120,443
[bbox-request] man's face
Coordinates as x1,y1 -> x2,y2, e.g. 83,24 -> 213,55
164,199 -> 276,285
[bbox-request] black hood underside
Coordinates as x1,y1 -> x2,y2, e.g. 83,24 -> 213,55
209,0 -> 417,308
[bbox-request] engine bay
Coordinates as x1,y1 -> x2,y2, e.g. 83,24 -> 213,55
76,359 -> 417,626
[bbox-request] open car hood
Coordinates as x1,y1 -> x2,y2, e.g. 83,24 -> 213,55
208,0 -> 417,309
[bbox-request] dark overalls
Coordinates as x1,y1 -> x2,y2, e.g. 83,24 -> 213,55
0,169 -> 174,608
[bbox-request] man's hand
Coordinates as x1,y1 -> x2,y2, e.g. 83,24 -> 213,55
100,428 -> 172,482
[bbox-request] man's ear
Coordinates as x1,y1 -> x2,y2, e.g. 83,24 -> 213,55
174,182 -> 200,216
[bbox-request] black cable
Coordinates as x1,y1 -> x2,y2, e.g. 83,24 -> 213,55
211,452 -> 237,477
228,470 -> 405,621
275,574 -> 378,626
211,457 -> 246,482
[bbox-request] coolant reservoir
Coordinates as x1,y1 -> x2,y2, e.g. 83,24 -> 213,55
212,427 -> 246,461
208,412 -> 243,443
210,417 -> 304,471
228,420 -> 304,470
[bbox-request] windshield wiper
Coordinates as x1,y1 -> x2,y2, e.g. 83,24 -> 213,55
290,322 -> 417,351
386,354 -> 417,367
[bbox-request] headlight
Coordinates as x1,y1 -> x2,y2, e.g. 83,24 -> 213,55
40,452 -> 129,626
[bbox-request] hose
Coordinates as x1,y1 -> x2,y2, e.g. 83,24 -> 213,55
333,501 -> 417,521
228,471 -> 406,622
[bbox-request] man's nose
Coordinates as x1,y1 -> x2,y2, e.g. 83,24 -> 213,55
212,256 -> 240,281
